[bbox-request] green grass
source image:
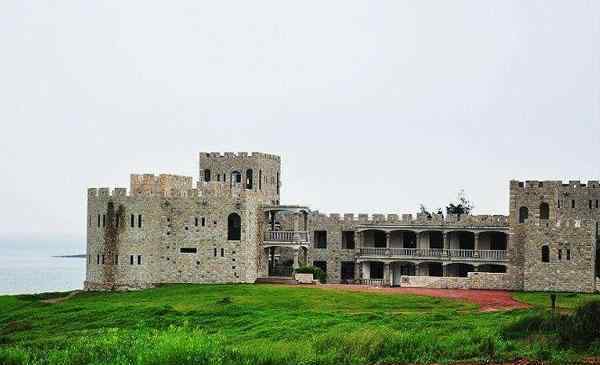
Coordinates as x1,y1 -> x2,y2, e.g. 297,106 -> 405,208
0,284 -> 597,364
513,291 -> 600,310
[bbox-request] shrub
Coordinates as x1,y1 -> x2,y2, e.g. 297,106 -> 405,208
503,300 -> 600,350
295,266 -> 326,283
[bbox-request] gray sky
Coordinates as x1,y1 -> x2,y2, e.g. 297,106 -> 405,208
1,1 -> 598,242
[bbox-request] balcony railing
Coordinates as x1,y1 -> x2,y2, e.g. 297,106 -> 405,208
360,279 -> 385,287
358,247 -> 507,261
264,231 -> 310,245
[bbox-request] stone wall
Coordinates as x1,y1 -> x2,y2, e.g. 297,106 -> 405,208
400,272 -> 513,290
307,214 -> 358,283
85,186 -> 264,290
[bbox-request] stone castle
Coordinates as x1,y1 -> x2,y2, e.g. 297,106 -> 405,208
85,152 -> 600,293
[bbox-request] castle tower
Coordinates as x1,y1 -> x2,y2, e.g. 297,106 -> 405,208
199,152 -> 281,205
509,180 -> 599,292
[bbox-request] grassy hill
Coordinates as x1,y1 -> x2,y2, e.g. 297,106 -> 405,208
0,284 -> 599,365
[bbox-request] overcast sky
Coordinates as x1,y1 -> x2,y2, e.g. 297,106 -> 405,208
1,1 -> 598,242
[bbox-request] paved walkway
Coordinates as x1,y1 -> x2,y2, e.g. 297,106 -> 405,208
316,285 -> 529,312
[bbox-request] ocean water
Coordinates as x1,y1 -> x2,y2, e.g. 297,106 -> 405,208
0,238 -> 86,295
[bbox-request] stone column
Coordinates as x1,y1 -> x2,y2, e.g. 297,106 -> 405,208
383,262 -> 391,287
293,248 -> 300,270
442,264 -> 448,277
474,232 -> 480,258
385,232 -> 391,248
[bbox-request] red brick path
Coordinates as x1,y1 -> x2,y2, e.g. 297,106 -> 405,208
316,284 -> 529,312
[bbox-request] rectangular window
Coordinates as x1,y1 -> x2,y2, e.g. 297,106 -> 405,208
572,200 -> 576,209
180,248 -> 198,254
217,174 -> 221,182
259,170 -> 262,190
558,249 -> 562,261
202,218 -> 206,227
194,217 -> 199,227
314,231 -> 328,249
590,200 -> 593,209
102,214 -> 106,227
88,255 -> 91,264
557,200 -> 561,209
341,262 -> 355,281
342,231 -> 356,249
130,255 -> 134,265
567,249 -> 571,260
96,254 -> 100,264
138,215 -> 142,228
114,255 -> 119,265
137,255 -> 142,265
130,214 -> 135,228
213,248 -> 217,257
98,214 -> 101,227
221,248 -> 225,257
101,255 -> 105,264
596,200 -> 599,209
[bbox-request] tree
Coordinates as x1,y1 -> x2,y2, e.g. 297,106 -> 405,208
446,190 -> 474,217
419,204 -> 443,219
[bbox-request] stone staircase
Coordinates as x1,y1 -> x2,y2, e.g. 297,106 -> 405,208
255,277 -> 299,285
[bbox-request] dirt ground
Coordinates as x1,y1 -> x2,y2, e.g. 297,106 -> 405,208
315,284 -> 529,312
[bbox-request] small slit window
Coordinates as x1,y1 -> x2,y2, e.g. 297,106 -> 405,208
539,203 -> 549,220
180,248 -> 197,254
130,214 -> 135,228
541,246 -> 550,263
137,255 -> 142,265
130,255 -> 134,265
567,249 -> 571,260
138,215 -> 142,228
572,200 -> 576,209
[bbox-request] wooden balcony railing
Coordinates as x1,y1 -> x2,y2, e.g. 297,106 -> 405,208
358,248 -> 507,261
264,231 -> 310,244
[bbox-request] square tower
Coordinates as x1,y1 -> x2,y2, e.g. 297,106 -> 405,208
199,152 -> 281,205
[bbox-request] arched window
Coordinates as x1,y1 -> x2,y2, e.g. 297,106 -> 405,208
519,206 -> 529,224
540,203 -> 550,220
231,171 -> 242,186
541,245 -> 550,263
204,169 -> 211,182
227,213 -> 241,241
246,169 -> 253,190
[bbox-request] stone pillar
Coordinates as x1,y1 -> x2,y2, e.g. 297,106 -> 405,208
442,232 -> 448,249
383,262 -> 391,287
474,232 -> 480,258
385,232 -> 391,248
293,248 -> 300,269
443,264 -> 448,277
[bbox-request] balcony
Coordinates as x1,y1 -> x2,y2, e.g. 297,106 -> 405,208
263,231 -> 310,246
358,247 -> 507,262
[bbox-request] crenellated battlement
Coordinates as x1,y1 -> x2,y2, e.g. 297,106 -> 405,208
200,152 -> 280,161
312,212 -> 508,226
511,180 -> 600,191
88,187 -> 198,199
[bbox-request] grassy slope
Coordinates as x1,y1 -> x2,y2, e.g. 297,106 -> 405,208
0,285 -> 598,365
513,291 -> 600,310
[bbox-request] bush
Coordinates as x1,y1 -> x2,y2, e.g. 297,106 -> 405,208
503,300 -> 600,349
295,266 -> 326,283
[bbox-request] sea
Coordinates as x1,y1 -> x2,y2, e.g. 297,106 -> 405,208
0,237 -> 86,295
